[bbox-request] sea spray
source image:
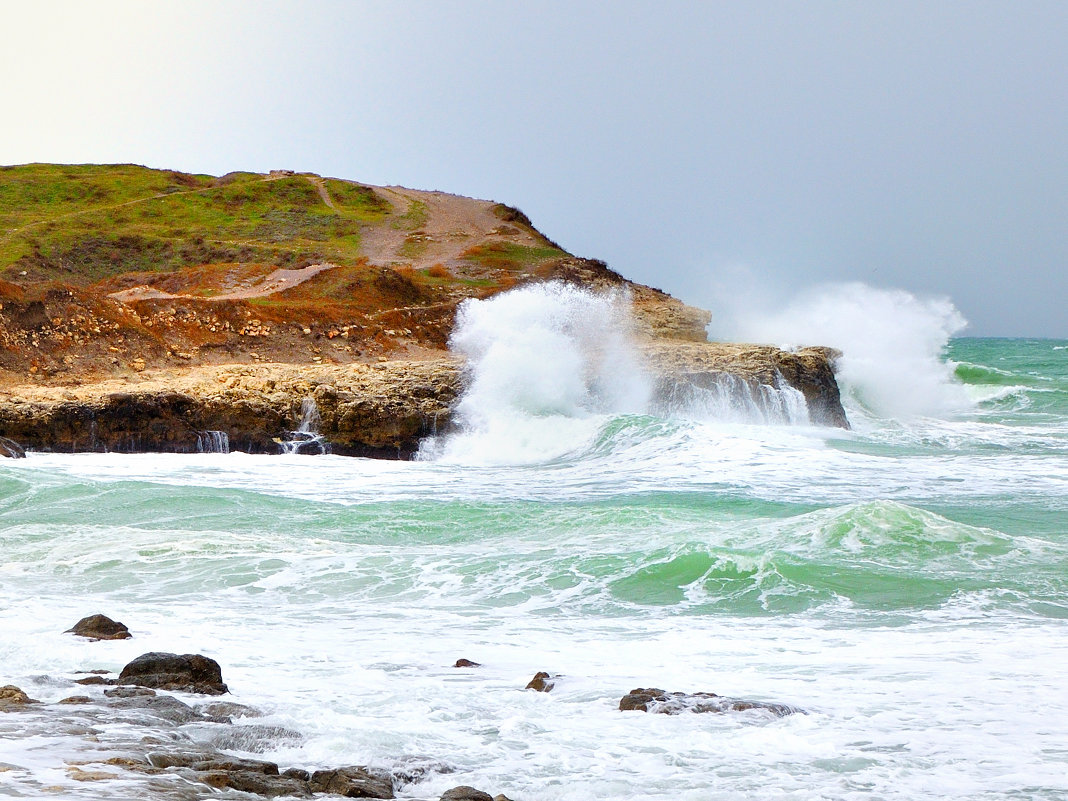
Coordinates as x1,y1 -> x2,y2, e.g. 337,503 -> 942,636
709,281 -> 970,420
418,282 -> 652,463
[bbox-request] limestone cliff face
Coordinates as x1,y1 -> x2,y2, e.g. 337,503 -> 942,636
642,341 -> 849,428
0,360 -> 461,458
0,340 -> 848,458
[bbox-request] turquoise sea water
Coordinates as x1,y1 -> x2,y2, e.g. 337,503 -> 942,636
1,330 -> 1067,800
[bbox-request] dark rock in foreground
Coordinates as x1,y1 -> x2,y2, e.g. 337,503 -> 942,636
453,658 -> 481,668
0,435 -> 24,458
619,687 -> 801,716
66,613 -> 131,640
118,652 -> 228,695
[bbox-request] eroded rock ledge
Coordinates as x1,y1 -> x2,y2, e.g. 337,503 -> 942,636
0,343 -> 847,457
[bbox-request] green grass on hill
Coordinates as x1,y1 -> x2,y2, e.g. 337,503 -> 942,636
0,164 -> 390,283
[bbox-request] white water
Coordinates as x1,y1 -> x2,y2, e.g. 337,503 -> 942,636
420,282 -> 811,465
419,283 -> 652,465
709,280 -> 971,420
2,288 -> 1067,801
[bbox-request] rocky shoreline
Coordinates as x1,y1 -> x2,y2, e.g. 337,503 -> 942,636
1,615 -> 801,800
0,343 -> 846,458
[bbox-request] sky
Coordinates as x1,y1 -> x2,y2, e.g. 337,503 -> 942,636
2,0 -> 1065,337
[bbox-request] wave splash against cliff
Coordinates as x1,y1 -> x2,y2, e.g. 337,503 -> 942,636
419,282 -> 651,464
419,282 -> 810,465
709,281 -> 970,420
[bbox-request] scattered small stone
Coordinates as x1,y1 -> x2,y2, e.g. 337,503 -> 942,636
118,652 -> 228,695
525,671 -> 557,692
65,614 -> 131,641
618,687 -> 801,717
440,787 -> 493,801
453,659 -> 481,668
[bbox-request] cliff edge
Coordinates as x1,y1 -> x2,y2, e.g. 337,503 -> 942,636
0,164 -> 847,456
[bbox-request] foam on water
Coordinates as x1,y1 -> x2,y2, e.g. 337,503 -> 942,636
419,282 -> 652,464
420,282 -> 818,465
1,309 -> 1067,798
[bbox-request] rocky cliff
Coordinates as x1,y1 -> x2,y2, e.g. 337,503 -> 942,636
0,164 -> 848,457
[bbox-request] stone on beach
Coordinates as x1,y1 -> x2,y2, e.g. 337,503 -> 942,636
440,787 -> 494,801
118,651 -> 228,695
525,671 -> 558,692
65,613 -> 132,640
0,685 -> 38,708
619,687 -> 801,716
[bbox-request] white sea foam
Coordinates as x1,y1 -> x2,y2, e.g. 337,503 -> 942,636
419,282 -> 652,464
419,282 -> 818,464
708,280 -> 971,420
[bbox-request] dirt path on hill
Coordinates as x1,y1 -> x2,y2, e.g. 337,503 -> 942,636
107,262 -> 341,303
356,185 -> 544,270
305,175 -> 339,210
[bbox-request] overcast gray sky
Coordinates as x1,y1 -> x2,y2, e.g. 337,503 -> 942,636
2,0 -> 1065,336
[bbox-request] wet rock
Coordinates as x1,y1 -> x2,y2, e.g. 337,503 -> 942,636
66,765 -> 119,781
525,671 -> 557,692
440,790 -> 493,801
283,767 -> 311,781
453,658 -> 481,668
309,766 -> 395,798
65,613 -> 131,640
189,756 -> 280,775
196,700 -> 261,719
440,787 -> 493,801
0,435 -> 25,458
200,770 -> 311,798
618,687 -> 801,717
146,750 -> 216,770
118,651 -> 228,695
107,693 -> 206,724
104,686 -> 155,698
59,695 -> 92,704
74,675 -> 113,686
0,685 -> 38,708
389,757 -> 455,789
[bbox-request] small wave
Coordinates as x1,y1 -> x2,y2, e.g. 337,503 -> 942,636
965,384 -> 1033,408
954,361 -> 1019,385
604,500 -> 1067,616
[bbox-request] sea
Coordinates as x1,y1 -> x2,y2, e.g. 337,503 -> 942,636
1,283 -> 1066,800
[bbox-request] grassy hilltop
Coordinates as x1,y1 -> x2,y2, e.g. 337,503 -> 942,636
1,163 -> 691,382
